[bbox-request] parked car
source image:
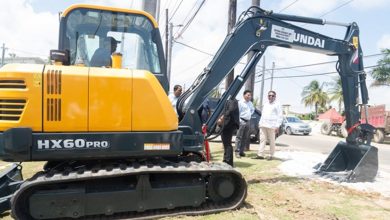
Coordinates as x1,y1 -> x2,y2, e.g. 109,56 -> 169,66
283,116 -> 311,135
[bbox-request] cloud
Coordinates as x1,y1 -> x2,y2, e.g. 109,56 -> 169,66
351,0 -> 388,10
276,0 -> 388,15
376,34 -> 390,50
0,0 -> 58,58
168,0 -> 229,88
275,0 -> 340,16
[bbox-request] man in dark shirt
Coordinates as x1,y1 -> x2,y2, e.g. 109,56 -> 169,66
90,37 -> 118,67
200,98 -> 211,124
219,98 -> 239,166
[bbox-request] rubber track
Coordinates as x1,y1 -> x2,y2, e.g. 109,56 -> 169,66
11,161 -> 247,219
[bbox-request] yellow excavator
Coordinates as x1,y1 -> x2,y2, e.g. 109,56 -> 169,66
0,4 -> 378,219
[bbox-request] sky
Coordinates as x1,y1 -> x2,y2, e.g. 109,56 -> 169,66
0,0 -> 389,113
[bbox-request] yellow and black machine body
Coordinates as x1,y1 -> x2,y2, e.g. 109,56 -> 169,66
0,5 -> 247,219
0,5 -> 378,219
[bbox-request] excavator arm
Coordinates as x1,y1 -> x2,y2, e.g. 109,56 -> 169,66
178,7 -> 377,182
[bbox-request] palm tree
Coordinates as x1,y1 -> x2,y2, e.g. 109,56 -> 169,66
371,49 -> 390,87
301,80 -> 328,116
328,76 -> 344,112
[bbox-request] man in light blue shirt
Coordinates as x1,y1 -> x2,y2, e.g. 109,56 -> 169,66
235,90 -> 255,158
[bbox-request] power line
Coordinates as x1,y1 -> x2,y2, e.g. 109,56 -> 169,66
278,0 -> 299,13
174,40 -> 384,78
319,0 -> 355,18
255,64 -> 380,82
174,40 -> 213,56
174,40 -> 254,67
177,56 -> 210,73
168,0 -> 184,22
173,1 -> 202,37
175,0 -> 206,39
255,53 -> 383,74
299,0 -> 355,28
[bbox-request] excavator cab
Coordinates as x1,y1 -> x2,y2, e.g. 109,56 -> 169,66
53,5 -> 168,90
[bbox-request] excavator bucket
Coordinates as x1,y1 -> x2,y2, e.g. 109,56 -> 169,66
316,141 -> 378,182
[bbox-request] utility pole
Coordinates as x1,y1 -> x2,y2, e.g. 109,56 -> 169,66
225,0 -> 237,90
259,56 -> 265,109
270,62 -> 275,90
1,43 -> 7,67
165,9 -> 169,70
245,0 -> 260,100
167,23 -> 173,82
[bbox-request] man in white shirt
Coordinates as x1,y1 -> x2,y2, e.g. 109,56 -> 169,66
255,90 -> 283,160
235,90 -> 255,158
168,85 -> 182,114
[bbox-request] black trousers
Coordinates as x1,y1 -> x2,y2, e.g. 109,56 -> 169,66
221,127 -> 235,166
235,121 -> 250,154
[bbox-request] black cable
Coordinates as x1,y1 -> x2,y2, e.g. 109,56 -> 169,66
175,0 -> 206,39
174,40 -> 214,56
174,0 -> 199,35
319,0 -> 355,18
278,0 -> 299,13
174,37 -> 384,73
255,64 -> 380,82
256,53 -> 383,73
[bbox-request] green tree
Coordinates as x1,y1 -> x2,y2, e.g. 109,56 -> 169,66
371,49 -> 390,87
328,76 -> 344,112
301,80 -> 328,117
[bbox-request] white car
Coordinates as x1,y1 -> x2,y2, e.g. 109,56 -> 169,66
283,116 -> 311,135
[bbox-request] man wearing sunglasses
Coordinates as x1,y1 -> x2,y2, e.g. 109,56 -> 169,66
254,91 -> 283,160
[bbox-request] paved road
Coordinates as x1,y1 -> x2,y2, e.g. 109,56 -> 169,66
268,131 -> 390,173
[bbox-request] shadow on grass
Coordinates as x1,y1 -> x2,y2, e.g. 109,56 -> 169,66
247,176 -> 300,185
234,161 -> 255,168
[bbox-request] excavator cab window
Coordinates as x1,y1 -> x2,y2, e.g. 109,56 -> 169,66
61,8 -> 161,73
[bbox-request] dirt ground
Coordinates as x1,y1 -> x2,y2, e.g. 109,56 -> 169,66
1,141 -> 389,220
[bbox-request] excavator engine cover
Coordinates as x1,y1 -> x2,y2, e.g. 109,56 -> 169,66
316,142 -> 378,182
